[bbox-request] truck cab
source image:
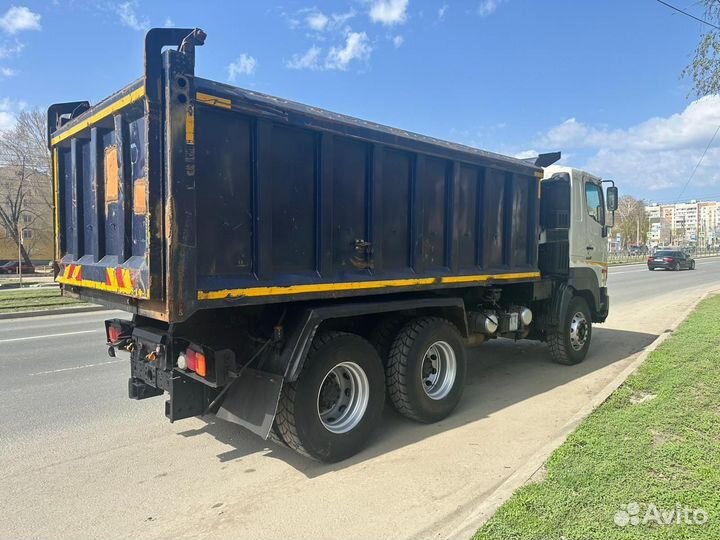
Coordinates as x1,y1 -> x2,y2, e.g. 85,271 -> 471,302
540,165 -> 617,325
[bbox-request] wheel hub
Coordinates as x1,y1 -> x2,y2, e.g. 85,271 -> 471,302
569,312 -> 589,351
421,341 -> 457,400
317,361 -> 369,434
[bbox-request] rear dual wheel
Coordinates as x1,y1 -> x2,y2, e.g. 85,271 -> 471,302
386,317 -> 467,423
274,332 -> 384,462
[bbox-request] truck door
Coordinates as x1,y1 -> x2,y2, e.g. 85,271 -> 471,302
582,177 -> 606,271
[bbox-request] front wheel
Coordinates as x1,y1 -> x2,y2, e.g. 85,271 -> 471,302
548,296 -> 592,365
690,260 -> 696,270
274,332 -> 385,462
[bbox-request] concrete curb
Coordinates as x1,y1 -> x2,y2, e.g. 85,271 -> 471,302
0,304 -> 110,320
446,288 -> 719,540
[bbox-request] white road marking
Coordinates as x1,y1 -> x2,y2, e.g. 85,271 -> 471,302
0,329 -> 102,344
29,359 -> 124,376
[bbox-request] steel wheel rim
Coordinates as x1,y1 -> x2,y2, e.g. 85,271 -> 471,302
421,341 -> 457,400
317,361 -> 369,434
569,312 -> 589,351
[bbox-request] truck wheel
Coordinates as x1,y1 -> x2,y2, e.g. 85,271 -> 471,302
274,331 -> 385,462
386,317 -> 466,423
548,296 -> 592,365
369,315 -> 408,364
267,424 -> 289,449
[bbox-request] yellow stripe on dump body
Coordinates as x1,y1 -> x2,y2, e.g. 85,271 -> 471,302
197,272 -> 541,301
50,86 -> 146,146
196,92 -> 232,109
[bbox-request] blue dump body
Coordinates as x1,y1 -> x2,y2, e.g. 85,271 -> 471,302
49,29 -> 542,323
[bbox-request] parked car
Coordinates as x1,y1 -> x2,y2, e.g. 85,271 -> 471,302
0,261 -> 35,274
647,250 -> 695,271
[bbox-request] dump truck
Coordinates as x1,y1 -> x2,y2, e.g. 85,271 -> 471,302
48,28 -> 618,462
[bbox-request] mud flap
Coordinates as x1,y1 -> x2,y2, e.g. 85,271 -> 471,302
215,368 -> 283,439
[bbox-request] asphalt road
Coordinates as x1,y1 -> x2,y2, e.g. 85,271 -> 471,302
1,260 -> 719,540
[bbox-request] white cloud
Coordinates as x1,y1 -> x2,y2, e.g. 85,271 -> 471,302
392,35 -> 404,47
288,31 -> 371,71
477,0 -> 506,17
117,2 -> 149,32
326,31 -> 372,70
286,45 -> 322,70
0,97 -> 24,130
368,0 -> 409,26
438,3 -> 448,20
514,149 -> 538,160
163,17 -> 175,28
539,96 -> 720,192
0,40 -> 23,59
306,11 -> 329,31
0,6 -> 41,34
0,66 -> 15,77
299,9 -> 355,33
227,53 -> 256,81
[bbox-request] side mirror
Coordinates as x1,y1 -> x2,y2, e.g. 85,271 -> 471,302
606,186 -> 618,211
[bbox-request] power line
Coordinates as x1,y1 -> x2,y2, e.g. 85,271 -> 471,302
674,123 -> 720,203
654,0 -> 720,30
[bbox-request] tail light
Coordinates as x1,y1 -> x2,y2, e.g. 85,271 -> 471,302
647,256 -> 652,262
179,345 -> 207,377
108,326 -> 123,343
106,321 -> 131,343
663,257 -> 673,262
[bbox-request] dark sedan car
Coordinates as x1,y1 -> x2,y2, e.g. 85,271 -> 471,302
647,250 -> 695,271
0,261 -> 35,274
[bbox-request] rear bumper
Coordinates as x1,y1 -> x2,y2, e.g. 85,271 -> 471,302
648,262 -> 674,270
106,317 -> 283,438
105,318 -> 219,421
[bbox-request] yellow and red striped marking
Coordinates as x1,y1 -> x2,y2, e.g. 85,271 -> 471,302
57,264 -> 148,298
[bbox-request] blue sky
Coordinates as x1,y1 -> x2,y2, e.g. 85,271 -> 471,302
0,0 -> 717,202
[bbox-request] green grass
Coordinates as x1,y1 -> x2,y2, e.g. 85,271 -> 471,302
474,295 -> 720,540
0,287 -> 85,313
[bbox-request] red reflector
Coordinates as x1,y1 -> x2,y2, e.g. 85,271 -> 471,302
184,347 -> 207,377
108,326 -> 121,342
186,349 -> 197,372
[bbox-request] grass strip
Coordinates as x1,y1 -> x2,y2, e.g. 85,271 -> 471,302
474,295 -> 720,540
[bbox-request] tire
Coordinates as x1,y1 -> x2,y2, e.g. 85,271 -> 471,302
267,425 -> 289,448
673,263 -> 680,271
274,331 -> 385,462
648,266 -> 654,271
690,260 -> 696,270
548,296 -> 592,365
369,315 -> 409,364
386,317 -> 467,423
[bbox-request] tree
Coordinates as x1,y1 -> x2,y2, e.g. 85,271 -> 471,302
614,195 -> 649,247
684,1 -> 720,96
0,108 -> 52,265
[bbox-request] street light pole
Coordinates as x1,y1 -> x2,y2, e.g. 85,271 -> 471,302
17,222 -> 22,287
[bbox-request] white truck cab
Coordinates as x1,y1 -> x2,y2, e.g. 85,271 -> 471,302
539,165 -> 618,332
